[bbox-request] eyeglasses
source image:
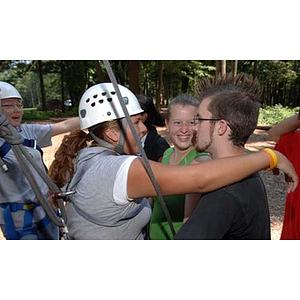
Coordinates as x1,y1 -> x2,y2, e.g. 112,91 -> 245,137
193,116 -> 221,125
1,104 -> 24,110
193,115 -> 234,130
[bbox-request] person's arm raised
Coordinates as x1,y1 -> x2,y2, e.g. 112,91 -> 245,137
51,117 -> 80,137
127,149 -> 298,199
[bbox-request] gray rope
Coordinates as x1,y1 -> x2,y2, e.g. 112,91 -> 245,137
103,60 -> 176,237
0,113 -> 68,232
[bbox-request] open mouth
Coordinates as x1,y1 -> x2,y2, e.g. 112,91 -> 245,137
11,116 -> 22,123
177,135 -> 191,142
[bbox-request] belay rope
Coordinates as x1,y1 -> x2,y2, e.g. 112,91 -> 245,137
103,60 -> 176,237
0,114 -> 70,239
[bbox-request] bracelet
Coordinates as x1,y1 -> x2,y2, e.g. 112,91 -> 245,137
262,148 -> 278,171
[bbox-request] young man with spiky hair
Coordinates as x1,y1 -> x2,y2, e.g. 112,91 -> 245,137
174,74 -> 272,240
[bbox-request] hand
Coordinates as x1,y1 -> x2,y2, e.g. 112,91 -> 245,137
273,150 -> 298,193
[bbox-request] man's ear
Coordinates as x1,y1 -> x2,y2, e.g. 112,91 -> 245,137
104,127 -> 120,143
217,120 -> 229,136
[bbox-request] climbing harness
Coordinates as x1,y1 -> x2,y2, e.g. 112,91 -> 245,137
103,60 -> 176,237
0,202 -> 53,240
0,113 -> 71,239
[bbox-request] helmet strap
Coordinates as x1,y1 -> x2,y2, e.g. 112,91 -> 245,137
89,118 -> 128,155
113,118 -> 127,155
89,131 -> 114,150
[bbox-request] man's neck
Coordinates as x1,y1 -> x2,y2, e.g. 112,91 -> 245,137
210,143 -> 245,159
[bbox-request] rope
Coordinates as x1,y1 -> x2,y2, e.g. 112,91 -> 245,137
0,113 -> 69,235
103,60 -> 176,237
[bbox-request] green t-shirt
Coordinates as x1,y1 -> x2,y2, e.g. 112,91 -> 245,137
149,147 -> 210,240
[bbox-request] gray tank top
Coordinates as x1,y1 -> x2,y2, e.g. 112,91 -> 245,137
65,147 -> 151,239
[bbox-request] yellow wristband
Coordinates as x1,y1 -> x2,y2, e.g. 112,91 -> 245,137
262,148 -> 278,171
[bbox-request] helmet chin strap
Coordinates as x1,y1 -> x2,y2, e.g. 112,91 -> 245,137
89,118 -> 128,155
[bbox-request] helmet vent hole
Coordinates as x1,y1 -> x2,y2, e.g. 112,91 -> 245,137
86,98 -> 90,103
91,102 -> 96,107
111,91 -> 116,95
80,109 -> 86,118
102,92 -> 107,96
107,112 -> 111,116
93,94 -> 98,99
107,98 -> 112,102
99,99 -> 104,104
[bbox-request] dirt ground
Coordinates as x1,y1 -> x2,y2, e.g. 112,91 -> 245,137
0,127 -> 287,240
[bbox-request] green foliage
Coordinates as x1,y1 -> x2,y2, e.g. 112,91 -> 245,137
259,61 -> 297,85
258,104 -> 299,126
22,108 -> 77,122
2,60 -> 300,112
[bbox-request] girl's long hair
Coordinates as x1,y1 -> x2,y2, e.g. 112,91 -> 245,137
48,130 -> 90,188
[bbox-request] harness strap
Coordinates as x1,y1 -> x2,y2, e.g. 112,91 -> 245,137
0,202 -> 51,240
0,142 -> 11,158
0,139 -> 43,158
2,204 -> 18,239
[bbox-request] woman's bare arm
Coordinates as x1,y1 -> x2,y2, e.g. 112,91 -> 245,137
268,115 -> 300,143
127,150 -> 298,199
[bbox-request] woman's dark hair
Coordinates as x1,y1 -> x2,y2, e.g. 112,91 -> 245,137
136,94 -> 165,128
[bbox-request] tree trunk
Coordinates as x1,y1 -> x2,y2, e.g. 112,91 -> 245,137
93,60 -> 107,82
182,76 -> 189,93
253,60 -> 259,80
60,61 -> 65,112
215,61 -> 220,80
215,60 -> 226,80
156,61 -> 164,110
128,60 -> 140,94
231,60 -> 238,77
37,60 -> 46,111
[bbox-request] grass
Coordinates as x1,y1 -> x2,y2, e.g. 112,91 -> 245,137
22,105 -> 298,126
23,107 -> 77,121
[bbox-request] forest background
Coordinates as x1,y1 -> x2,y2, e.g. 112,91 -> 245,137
1,60 -> 300,125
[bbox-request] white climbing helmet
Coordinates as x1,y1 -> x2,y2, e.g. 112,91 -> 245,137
0,81 -> 22,101
79,82 -> 144,130
0,81 -> 22,114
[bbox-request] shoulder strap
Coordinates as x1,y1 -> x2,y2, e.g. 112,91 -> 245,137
0,141 -> 11,158
0,139 -> 47,172
0,139 -> 43,159
161,147 -> 174,164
